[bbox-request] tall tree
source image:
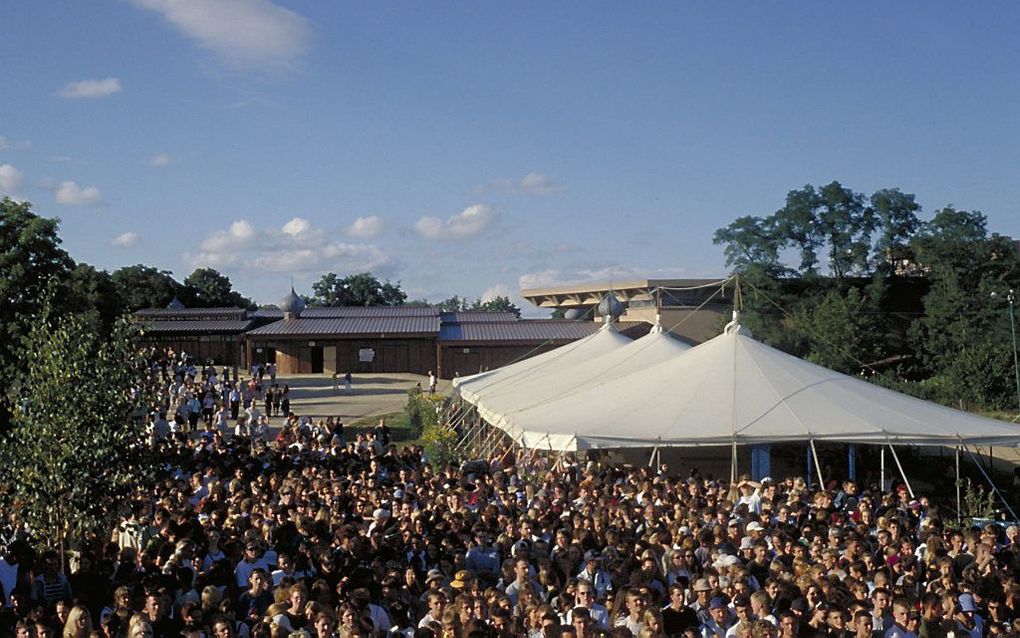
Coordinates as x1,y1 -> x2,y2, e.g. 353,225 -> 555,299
815,181 -> 875,279
773,185 -> 824,275
182,267 -> 254,309
870,188 -> 921,271
0,303 -> 156,560
311,272 -> 407,306
65,263 -> 124,332
111,264 -> 182,311
0,198 -> 76,369
712,215 -> 784,274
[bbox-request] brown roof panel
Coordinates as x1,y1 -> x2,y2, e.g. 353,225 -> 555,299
135,307 -> 248,320
140,320 -> 254,335
252,306 -> 439,320
246,316 -> 441,337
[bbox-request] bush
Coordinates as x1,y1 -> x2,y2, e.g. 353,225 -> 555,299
403,388 -> 439,438
421,422 -> 460,468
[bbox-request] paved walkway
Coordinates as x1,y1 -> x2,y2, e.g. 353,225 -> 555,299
275,372 -> 451,424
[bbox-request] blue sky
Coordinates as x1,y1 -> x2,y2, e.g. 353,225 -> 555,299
2,2 -> 1019,312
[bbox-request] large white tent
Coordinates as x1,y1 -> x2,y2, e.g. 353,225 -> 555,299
453,322 -> 632,407
463,319 -> 1020,451
460,327 -> 690,428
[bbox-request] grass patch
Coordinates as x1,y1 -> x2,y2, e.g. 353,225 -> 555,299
345,411 -> 420,443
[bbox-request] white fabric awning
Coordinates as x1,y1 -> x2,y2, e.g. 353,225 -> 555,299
469,321 -> 1020,451
468,328 -> 689,428
452,322 -> 632,408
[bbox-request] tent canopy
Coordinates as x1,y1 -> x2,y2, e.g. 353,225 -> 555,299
466,328 -> 689,427
462,320 -> 1020,451
453,322 -> 632,407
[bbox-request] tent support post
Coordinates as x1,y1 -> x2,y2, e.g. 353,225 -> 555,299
807,445 -> 813,490
730,439 -> 738,483
887,443 -> 914,499
810,439 -> 824,489
848,444 -> 857,482
648,446 -> 659,468
962,443 -> 1019,522
880,446 -> 886,491
956,445 -> 962,525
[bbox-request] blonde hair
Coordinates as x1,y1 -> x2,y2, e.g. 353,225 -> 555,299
62,605 -> 93,638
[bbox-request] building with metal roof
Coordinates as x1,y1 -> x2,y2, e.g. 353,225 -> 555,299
134,289 -> 659,377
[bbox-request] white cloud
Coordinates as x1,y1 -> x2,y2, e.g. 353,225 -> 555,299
149,153 -> 173,167
131,0 -> 311,66
281,217 -> 310,236
347,215 -> 384,238
112,232 -> 139,247
0,164 -> 24,196
185,218 -> 393,275
199,219 -> 255,252
481,284 -> 511,303
57,78 -> 122,99
415,204 -> 497,240
518,269 -> 563,290
474,171 -> 566,196
55,181 -> 102,205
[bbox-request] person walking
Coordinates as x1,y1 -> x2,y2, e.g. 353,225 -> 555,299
344,371 -> 353,394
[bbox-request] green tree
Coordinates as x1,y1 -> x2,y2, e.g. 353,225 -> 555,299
0,303 -> 156,561
472,295 -> 522,318
712,215 -> 784,274
870,188 -> 921,270
310,272 -> 407,306
111,264 -> 182,311
798,287 -> 884,374
66,263 -> 123,332
434,295 -> 470,312
0,198 -> 76,369
182,267 -> 254,308
773,186 -> 824,275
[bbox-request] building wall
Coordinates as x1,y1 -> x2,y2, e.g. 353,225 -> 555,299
275,341 -> 306,375
143,336 -> 242,367
267,338 -> 436,375
437,343 -> 566,379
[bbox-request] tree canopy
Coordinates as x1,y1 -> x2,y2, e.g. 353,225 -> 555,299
0,301 -> 156,556
310,272 -> 407,307
431,294 -> 522,317
182,267 -> 255,309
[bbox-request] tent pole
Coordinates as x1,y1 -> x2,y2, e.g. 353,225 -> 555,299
880,446 -> 885,491
962,443 -> 1019,522
730,439 -> 738,484
887,443 -> 914,499
956,445 -> 962,525
452,408 -> 479,452
649,444 -> 660,469
807,444 -> 813,490
848,444 -> 857,483
810,439 -> 824,490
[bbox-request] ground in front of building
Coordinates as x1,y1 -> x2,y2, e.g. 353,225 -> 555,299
272,371 -> 450,427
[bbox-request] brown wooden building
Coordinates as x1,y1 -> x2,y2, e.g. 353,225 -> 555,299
137,294 -> 651,378
135,305 -> 254,366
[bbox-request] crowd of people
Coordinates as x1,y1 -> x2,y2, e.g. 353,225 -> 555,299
1,348 -> 1019,638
